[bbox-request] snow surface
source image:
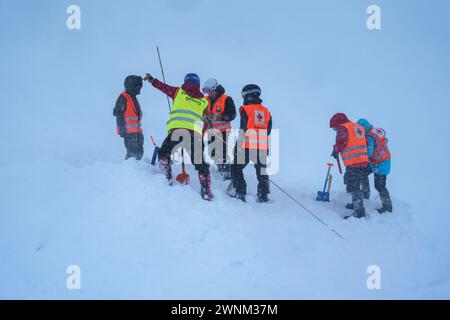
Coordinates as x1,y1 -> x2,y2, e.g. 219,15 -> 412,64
1,155 -> 449,299
1,0 -> 449,299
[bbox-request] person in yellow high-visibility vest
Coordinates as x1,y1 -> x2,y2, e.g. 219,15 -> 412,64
144,73 -> 212,200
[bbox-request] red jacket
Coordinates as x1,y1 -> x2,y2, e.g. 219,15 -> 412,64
151,79 -> 204,99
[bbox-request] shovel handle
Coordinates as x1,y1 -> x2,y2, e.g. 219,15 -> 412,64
336,157 -> 343,174
150,135 -> 156,146
327,174 -> 333,193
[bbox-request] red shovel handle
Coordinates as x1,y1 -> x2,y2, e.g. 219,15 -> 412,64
150,135 -> 156,146
336,157 -> 343,174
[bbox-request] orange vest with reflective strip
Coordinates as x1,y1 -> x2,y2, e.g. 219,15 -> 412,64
205,94 -> 232,133
117,92 -> 142,135
340,122 -> 368,167
368,127 -> 391,164
240,104 -> 271,150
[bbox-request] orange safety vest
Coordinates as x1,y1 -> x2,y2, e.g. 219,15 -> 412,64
340,122 -> 368,167
117,92 -> 142,135
240,104 -> 271,150
205,94 -> 232,133
368,127 -> 391,164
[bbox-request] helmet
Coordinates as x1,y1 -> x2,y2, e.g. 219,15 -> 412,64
241,84 -> 261,99
184,73 -> 200,86
202,78 -> 218,94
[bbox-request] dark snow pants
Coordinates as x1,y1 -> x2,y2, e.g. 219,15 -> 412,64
158,129 -> 209,174
124,132 -> 144,160
207,130 -> 232,176
230,147 -> 270,197
360,167 -> 390,199
344,166 -> 366,214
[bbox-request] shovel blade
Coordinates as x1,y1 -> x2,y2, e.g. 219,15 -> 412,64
151,146 -> 160,166
316,191 -> 330,202
176,172 -> 190,185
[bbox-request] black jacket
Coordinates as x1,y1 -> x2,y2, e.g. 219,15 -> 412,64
113,91 -> 142,137
208,85 -> 236,122
239,97 -> 272,134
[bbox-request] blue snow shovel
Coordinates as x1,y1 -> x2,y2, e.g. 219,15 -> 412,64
316,163 -> 334,202
150,135 -> 160,166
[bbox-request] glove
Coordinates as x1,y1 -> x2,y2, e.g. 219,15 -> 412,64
143,73 -> 154,82
331,147 -> 339,159
211,114 -> 222,122
202,114 -> 213,127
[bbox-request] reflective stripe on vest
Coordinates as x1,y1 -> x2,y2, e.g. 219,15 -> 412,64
117,93 -> 142,134
340,122 -> 368,167
240,104 -> 271,150
166,88 -> 208,134
368,127 -> 391,164
206,95 -> 232,132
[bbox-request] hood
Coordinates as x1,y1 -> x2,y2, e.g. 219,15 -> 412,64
357,118 -> 373,132
181,82 -> 204,99
329,113 -> 350,128
124,75 -> 143,96
215,84 -> 225,97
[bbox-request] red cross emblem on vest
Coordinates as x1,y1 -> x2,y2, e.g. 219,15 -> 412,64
257,113 -> 263,122
254,110 -> 265,125
357,128 -> 362,136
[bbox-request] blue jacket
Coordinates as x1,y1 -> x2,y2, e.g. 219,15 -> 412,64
357,119 -> 391,175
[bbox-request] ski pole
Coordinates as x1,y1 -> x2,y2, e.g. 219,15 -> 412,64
157,46 -> 171,111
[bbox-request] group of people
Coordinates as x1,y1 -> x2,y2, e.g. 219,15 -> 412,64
113,73 -> 272,203
113,73 -> 392,217
330,113 -> 393,219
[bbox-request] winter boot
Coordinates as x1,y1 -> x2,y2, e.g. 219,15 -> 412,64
354,206 -> 366,218
158,156 -> 173,185
226,181 -> 246,202
345,191 -> 366,219
345,203 -> 354,210
257,179 -> 271,203
199,171 -> 213,201
377,190 -> 393,213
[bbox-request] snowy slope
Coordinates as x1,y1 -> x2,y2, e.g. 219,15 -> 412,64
1,155 -> 448,299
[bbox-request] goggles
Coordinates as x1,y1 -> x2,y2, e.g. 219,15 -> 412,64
202,86 -> 215,94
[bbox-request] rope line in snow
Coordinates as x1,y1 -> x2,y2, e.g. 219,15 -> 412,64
209,133 -> 347,241
269,178 -> 346,241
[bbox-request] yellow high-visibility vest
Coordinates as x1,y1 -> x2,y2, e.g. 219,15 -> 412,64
166,88 -> 208,134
